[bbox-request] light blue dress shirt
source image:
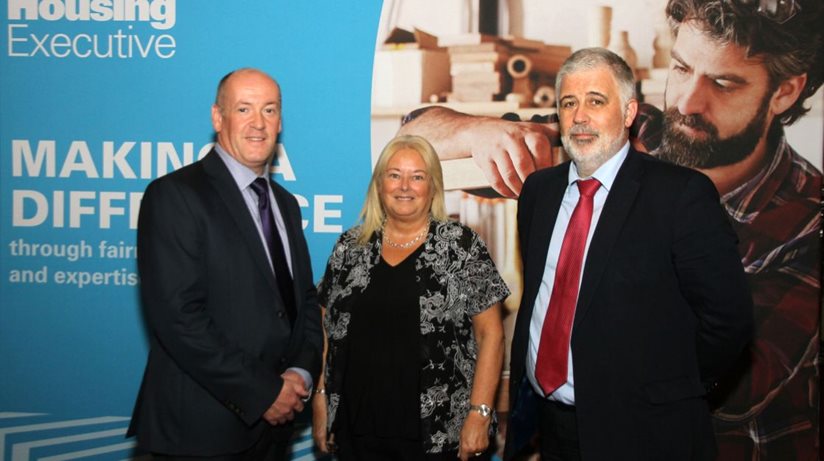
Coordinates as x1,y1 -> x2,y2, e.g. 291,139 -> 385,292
214,144 -> 311,391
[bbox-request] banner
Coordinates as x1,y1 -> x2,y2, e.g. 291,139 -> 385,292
372,1 -> 822,460
2,0 -> 821,460
1,1 -> 379,458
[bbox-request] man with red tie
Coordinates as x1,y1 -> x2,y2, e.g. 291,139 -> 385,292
505,48 -> 752,461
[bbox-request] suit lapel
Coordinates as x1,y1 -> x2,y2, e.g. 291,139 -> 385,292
521,165 -> 569,321
202,151 -> 279,293
511,165 -> 569,383
573,149 -> 643,329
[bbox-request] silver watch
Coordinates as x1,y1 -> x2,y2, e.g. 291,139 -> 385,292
469,403 -> 492,418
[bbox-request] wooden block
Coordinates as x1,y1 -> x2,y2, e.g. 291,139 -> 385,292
541,44 -> 573,58
452,71 -> 503,86
451,83 -> 501,94
449,51 -> 510,64
383,27 -> 416,46
447,91 -> 497,103
381,27 -> 442,50
501,35 -> 545,50
453,80 -> 502,94
523,52 -> 570,76
413,28 -> 440,49
441,157 -> 489,190
448,42 -> 511,54
450,61 -> 499,76
439,33 -> 500,47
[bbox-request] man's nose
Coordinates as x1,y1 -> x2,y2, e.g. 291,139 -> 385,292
676,78 -> 708,115
251,111 -> 265,128
572,106 -> 590,124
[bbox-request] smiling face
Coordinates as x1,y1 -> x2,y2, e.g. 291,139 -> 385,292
211,70 -> 282,176
557,64 -> 637,176
659,21 -> 774,169
379,148 -> 433,225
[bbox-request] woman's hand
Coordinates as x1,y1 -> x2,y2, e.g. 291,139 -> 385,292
460,302 -> 504,460
458,411 -> 491,460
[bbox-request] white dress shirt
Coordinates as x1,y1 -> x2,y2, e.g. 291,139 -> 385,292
526,142 -> 630,405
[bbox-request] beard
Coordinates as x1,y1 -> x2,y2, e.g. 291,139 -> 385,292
657,93 -> 770,169
562,124 -> 628,174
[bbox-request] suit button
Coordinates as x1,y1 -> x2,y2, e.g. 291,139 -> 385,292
280,357 -> 287,364
278,311 -> 285,318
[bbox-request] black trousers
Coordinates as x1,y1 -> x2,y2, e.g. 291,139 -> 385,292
538,398 -> 581,461
152,427 -> 290,461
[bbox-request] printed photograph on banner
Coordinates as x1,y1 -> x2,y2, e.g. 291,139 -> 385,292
370,1 -> 822,460
2,1 -> 379,460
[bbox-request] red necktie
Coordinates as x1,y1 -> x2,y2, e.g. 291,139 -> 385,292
535,178 -> 601,395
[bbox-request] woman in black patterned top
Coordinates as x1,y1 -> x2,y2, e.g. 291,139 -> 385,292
311,135 -> 509,461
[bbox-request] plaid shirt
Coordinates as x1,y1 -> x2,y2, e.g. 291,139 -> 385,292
707,132 -> 822,460
619,104 -> 820,458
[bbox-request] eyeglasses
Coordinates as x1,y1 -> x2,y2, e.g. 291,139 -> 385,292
733,0 -> 800,23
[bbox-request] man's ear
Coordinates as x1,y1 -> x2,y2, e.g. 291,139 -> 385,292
624,99 -> 639,128
211,104 -> 223,132
770,73 -> 807,116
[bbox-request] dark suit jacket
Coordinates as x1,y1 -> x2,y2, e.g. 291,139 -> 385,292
505,149 -> 752,461
128,150 -> 322,456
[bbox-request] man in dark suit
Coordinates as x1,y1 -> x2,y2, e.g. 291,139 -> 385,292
128,68 -> 322,460
505,49 -> 752,461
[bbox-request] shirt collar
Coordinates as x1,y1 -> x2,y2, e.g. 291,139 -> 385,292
567,141 -> 630,192
721,131 -> 793,224
214,143 -> 266,189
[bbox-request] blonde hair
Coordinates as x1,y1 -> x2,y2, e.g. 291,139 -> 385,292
357,135 -> 447,245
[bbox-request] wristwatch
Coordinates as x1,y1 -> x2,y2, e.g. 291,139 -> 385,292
469,403 -> 492,418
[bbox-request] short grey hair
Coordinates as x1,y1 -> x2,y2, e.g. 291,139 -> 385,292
555,47 -> 636,108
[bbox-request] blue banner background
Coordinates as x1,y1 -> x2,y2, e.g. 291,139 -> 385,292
1,1 -> 380,458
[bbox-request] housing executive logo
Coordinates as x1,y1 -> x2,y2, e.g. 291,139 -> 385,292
7,0 -> 177,58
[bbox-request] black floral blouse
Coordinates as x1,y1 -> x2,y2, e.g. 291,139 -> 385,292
317,219 -> 510,453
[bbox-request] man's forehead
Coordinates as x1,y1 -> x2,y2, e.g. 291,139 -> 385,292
560,67 -> 617,97
224,75 -> 279,101
672,22 -> 765,73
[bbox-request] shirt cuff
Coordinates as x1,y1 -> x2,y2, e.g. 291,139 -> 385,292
286,367 -> 313,392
